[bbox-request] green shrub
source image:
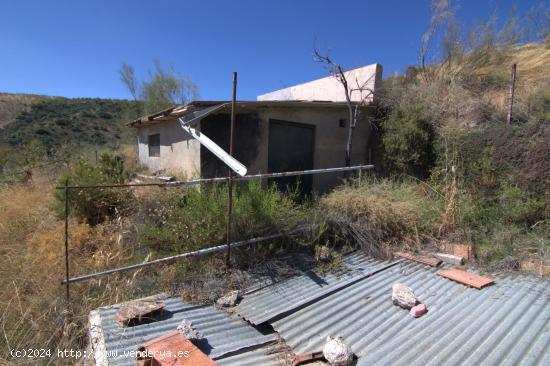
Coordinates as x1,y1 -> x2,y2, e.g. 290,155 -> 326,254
498,181 -> 547,225
54,153 -> 134,225
382,104 -> 435,178
458,121 -> 550,195
468,219 -> 549,265
139,180 -> 308,262
460,177 -> 549,263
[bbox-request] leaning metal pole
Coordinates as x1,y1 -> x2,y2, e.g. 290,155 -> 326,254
64,179 -> 70,303
226,72 -> 237,266
61,231 -> 301,284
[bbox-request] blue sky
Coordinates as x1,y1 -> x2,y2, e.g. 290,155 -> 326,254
0,0 -> 545,100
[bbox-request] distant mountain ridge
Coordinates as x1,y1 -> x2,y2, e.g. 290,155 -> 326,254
0,94 -> 142,152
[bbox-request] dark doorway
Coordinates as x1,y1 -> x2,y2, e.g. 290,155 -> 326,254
268,119 -> 315,196
200,113 -> 261,178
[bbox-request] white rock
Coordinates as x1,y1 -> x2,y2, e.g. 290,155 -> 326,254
392,283 -> 417,309
216,290 -> 240,307
323,335 -> 353,366
176,319 -> 202,341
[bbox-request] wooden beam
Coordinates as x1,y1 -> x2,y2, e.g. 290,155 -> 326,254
395,252 -> 441,267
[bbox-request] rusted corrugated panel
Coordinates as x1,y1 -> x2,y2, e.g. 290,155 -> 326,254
94,297 -> 279,366
437,268 -> 494,289
269,259 -> 550,366
395,252 -> 441,267
235,253 -> 400,324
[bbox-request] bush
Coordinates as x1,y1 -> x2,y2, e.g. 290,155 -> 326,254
139,180 -> 308,262
382,104 -> 435,178
54,153 -> 134,225
460,120 -> 550,195
319,179 -> 442,257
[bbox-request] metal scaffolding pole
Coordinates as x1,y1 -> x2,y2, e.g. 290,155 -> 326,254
226,72 -> 237,266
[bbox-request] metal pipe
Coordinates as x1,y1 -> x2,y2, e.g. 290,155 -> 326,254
61,231 -> 296,285
507,63 -> 517,124
64,179 -> 70,302
226,72 -> 237,266
235,165 -> 373,181
55,165 -> 374,190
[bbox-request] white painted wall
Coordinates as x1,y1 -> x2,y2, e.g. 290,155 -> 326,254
137,120 -> 201,177
257,64 -> 382,103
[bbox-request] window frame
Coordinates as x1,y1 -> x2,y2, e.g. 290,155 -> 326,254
148,133 -> 161,157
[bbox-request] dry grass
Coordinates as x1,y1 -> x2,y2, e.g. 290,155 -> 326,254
0,175 -> 173,365
319,179 -> 442,258
403,43 -> 550,130
0,171 -> 309,364
475,43 -> 550,84
0,93 -> 47,128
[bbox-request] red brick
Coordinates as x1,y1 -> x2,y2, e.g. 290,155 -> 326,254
137,331 -> 217,366
437,268 -> 494,289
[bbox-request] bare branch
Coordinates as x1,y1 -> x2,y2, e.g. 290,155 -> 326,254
313,44 -> 375,166
119,63 -> 138,100
419,0 -> 454,81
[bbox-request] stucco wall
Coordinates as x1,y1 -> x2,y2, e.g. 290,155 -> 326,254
253,106 -> 372,193
136,105 -> 373,193
137,120 -> 201,177
257,64 -> 382,103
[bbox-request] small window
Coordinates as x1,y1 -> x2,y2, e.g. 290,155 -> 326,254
148,134 -> 160,157
339,119 -> 346,128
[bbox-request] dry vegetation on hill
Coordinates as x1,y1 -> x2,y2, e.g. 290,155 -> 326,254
0,93 -> 47,128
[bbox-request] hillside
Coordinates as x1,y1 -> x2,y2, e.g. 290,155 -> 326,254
0,96 -> 142,152
0,92 -> 48,128
421,43 -> 550,121
474,43 -> 550,83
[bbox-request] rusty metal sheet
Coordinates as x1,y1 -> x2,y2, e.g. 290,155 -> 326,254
395,252 -> 441,267
138,331 -> 217,366
436,268 -> 494,289
292,351 -> 325,365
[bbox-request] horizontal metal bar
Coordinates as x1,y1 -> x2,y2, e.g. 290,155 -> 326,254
234,164 -> 373,181
56,165 -> 374,190
62,230 -> 303,285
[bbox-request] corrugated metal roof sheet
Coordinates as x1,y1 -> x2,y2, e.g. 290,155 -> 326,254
219,345 -> 288,366
236,252 -> 399,324
94,297 -> 283,365
91,252 -> 550,366
264,258 -> 550,366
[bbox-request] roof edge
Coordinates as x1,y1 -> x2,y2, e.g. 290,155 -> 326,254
128,100 -> 373,128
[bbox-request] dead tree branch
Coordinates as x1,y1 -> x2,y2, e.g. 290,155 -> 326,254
313,47 -> 375,167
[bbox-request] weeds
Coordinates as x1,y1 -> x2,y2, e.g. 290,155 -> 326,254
139,180 -> 309,265
53,153 -> 135,225
319,179 -> 442,258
